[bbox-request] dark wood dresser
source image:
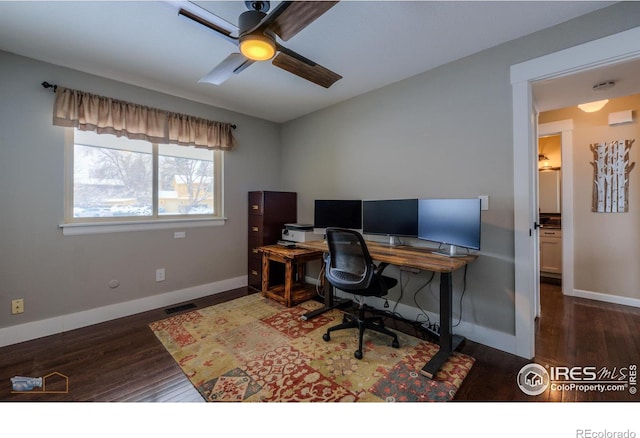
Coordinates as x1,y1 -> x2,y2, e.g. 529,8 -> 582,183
247,191 -> 297,291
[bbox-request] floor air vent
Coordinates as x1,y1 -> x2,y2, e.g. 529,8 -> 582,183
164,303 -> 197,315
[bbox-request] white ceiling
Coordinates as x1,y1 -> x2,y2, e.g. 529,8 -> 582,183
0,1 -> 622,123
533,57 -> 640,112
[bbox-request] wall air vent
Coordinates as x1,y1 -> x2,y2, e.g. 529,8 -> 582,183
608,110 -> 634,126
164,303 -> 197,314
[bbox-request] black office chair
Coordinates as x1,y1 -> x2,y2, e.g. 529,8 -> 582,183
321,228 -> 400,359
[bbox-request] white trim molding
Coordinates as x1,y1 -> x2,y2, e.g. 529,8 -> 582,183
511,27 -> 640,84
60,217 -> 226,236
0,276 -> 247,348
573,289 -> 640,309
538,120 -> 574,136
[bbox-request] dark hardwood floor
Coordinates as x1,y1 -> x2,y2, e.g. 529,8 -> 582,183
1,283 -> 639,402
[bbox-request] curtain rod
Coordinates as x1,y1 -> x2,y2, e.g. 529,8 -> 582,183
42,81 -> 58,92
41,81 -> 237,130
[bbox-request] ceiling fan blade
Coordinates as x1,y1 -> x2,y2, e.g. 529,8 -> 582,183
272,52 -> 342,88
198,53 -> 254,85
178,7 -> 238,45
264,1 -> 339,41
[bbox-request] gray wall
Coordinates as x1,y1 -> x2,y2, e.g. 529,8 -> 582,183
280,3 -> 640,336
0,51 -> 282,329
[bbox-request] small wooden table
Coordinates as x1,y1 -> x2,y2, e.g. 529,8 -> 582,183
258,245 -> 324,307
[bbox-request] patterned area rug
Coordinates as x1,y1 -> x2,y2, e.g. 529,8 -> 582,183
150,294 -> 474,402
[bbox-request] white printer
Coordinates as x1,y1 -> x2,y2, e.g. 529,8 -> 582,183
281,223 -> 316,243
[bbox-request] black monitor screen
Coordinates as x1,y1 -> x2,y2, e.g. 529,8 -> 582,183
418,198 -> 481,250
314,200 -> 362,229
363,199 -> 418,237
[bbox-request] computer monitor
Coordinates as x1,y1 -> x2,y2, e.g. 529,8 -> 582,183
418,198 -> 481,257
313,200 -> 362,231
362,199 -> 418,245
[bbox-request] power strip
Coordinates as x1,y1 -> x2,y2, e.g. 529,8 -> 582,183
421,322 -> 440,339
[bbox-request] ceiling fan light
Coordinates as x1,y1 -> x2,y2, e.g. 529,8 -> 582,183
240,34 -> 276,61
578,99 -> 609,113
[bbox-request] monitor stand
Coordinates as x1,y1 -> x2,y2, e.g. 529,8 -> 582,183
432,244 -> 467,258
376,235 -> 403,247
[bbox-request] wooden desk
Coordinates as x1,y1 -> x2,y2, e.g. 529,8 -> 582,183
296,239 -> 477,379
258,245 -> 324,307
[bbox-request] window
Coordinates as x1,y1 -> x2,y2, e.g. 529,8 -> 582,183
65,129 -> 223,230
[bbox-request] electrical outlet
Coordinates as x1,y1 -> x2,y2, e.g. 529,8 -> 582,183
156,268 -> 165,282
11,299 -> 24,315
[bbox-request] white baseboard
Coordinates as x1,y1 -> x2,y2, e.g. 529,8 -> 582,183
0,276 -> 247,348
367,294 -> 518,355
572,288 -> 640,308
308,276 -> 518,356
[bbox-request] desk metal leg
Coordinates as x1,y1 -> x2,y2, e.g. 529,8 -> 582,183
420,271 -> 465,378
300,279 -> 351,321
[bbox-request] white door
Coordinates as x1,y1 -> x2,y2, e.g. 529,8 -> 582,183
532,113 -> 541,319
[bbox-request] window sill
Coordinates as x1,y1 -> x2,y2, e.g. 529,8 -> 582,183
60,217 -> 226,236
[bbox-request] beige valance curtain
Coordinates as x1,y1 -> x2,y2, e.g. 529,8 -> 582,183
52,86 -> 236,150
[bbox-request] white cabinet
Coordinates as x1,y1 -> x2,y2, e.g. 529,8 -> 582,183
539,170 -> 561,214
540,229 -> 562,275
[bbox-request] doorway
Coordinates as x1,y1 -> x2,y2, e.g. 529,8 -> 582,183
537,134 -> 562,301
511,26 -> 640,359
537,121 -> 574,307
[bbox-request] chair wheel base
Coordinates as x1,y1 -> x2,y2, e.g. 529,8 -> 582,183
391,340 -> 400,348
322,333 -> 330,342
354,350 -> 363,360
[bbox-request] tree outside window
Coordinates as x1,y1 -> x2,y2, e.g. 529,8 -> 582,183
70,130 -> 219,220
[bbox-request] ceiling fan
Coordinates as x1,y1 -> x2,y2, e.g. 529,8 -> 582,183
177,1 -> 342,88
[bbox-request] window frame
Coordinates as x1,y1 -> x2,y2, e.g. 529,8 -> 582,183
61,129 -> 225,235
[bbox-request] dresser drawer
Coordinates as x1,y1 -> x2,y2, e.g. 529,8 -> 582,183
248,256 -> 263,290
248,192 -> 264,215
248,236 -> 264,256
248,215 -> 264,237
